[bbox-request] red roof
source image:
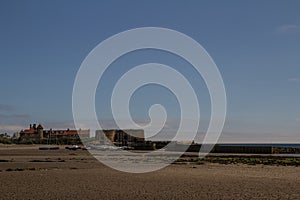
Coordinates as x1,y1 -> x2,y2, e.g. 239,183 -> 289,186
44,129 -> 90,136
20,128 -> 37,134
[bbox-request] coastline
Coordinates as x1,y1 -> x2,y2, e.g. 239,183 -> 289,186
0,145 -> 300,199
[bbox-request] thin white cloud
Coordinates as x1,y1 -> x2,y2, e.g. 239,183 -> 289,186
288,77 -> 300,82
0,124 -> 27,133
276,24 -> 299,34
0,114 -> 31,120
0,104 -> 15,112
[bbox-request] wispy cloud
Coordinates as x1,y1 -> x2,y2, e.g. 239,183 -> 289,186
0,114 -> 30,119
288,77 -> 300,82
0,104 -> 15,112
276,24 -> 299,34
0,124 -> 27,133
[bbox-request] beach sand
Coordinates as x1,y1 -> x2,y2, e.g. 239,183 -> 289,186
0,145 -> 299,200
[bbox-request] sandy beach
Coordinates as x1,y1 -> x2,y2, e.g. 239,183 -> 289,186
0,145 -> 299,200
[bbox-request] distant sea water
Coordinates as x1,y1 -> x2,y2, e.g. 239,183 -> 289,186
217,143 -> 300,156
218,143 -> 300,148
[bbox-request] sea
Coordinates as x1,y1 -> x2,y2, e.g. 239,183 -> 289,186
217,143 -> 300,156
218,143 -> 300,148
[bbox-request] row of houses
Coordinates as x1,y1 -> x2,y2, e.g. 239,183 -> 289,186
18,124 -> 90,141
18,123 -> 145,146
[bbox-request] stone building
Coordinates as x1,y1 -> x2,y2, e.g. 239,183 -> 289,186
95,129 -> 145,146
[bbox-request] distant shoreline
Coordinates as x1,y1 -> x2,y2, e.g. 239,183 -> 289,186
1,144 -> 300,167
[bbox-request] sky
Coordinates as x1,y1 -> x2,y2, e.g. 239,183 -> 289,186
0,0 -> 300,143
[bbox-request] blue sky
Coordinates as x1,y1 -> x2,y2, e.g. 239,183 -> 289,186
0,1 -> 299,142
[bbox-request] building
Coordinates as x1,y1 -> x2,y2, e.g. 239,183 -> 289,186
43,128 -> 90,139
19,124 -> 44,141
19,124 -> 90,142
0,133 -> 11,139
95,129 -> 145,146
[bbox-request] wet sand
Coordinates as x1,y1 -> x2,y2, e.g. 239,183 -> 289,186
0,145 -> 299,200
